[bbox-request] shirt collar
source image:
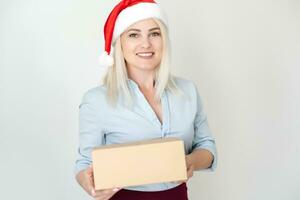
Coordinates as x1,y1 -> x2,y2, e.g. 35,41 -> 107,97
126,78 -> 139,90
126,78 -> 156,89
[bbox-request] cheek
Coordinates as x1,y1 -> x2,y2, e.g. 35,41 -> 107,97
122,44 -> 135,59
121,37 -> 135,57
155,44 -> 163,58
153,39 -> 163,53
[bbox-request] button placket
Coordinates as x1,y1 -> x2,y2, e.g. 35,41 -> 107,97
127,79 -> 170,136
138,88 -> 162,128
161,91 -> 170,137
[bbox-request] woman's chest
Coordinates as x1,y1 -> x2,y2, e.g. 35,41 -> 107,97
101,94 -> 197,151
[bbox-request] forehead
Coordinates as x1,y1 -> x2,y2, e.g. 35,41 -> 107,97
126,18 -> 159,31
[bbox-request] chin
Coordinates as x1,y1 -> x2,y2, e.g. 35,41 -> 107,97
130,61 -> 160,71
138,65 -> 159,71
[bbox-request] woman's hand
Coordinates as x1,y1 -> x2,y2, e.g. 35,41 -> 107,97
75,165 -> 122,200
171,155 -> 195,184
185,154 -> 195,181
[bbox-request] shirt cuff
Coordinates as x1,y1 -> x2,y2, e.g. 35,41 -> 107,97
73,162 -> 91,176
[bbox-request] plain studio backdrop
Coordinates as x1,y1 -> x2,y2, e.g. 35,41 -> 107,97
0,0 -> 299,199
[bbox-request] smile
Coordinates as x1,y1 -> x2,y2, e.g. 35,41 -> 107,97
136,52 -> 155,58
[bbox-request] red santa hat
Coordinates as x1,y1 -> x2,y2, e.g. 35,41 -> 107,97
99,0 -> 168,68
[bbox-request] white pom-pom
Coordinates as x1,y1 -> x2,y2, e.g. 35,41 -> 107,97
99,51 -> 114,68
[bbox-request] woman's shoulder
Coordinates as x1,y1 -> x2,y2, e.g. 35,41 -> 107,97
172,76 -> 198,93
173,76 -> 193,85
80,84 -> 107,104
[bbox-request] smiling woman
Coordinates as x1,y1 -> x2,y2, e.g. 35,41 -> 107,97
104,17 -> 173,108
121,19 -> 163,72
74,0 -> 217,200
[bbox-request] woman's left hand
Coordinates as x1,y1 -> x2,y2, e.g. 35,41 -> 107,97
185,155 -> 195,181
171,155 -> 194,184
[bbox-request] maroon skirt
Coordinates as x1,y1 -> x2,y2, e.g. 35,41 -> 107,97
111,183 -> 188,200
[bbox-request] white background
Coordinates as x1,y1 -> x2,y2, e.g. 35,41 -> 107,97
0,0 -> 299,199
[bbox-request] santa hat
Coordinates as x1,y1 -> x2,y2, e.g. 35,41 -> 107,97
99,0 -> 168,68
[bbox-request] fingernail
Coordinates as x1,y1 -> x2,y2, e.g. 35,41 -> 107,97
113,188 -> 119,192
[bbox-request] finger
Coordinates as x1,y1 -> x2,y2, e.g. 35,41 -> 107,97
89,187 -> 96,197
87,184 -> 96,197
171,180 -> 185,184
109,188 -> 122,199
87,166 -> 94,176
112,187 -> 122,192
93,191 -> 109,199
86,167 -> 95,186
187,167 -> 194,179
94,187 -> 121,196
85,175 -> 96,197
93,188 -> 120,199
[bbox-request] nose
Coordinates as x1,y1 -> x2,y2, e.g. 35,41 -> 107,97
141,36 -> 151,48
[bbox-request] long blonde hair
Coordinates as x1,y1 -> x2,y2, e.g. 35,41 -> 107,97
103,18 -> 183,107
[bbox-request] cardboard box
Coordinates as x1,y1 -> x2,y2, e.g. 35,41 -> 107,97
92,137 -> 187,190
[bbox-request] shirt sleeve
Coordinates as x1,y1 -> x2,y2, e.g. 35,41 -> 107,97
191,83 -> 218,172
74,91 -> 105,176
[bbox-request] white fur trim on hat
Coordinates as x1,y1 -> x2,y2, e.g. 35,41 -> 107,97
112,2 -> 168,43
99,51 -> 114,68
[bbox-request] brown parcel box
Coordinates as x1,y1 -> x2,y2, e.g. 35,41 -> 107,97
92,137 -> 187,190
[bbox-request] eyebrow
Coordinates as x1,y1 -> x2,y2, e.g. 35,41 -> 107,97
126,27 -> 160,32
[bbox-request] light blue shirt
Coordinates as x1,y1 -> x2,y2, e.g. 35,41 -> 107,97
74,76 -> 217,192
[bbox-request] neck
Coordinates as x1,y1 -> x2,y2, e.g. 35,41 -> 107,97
127,68 -> 156,90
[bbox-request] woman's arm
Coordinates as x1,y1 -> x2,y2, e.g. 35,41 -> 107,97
186,149 -> 214,171
190,82 -> 217,172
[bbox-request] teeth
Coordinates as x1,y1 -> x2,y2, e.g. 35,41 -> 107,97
137,53 -> 153,57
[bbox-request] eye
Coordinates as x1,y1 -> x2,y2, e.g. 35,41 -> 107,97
128,33 -> 138,38
150,32 -> 161,37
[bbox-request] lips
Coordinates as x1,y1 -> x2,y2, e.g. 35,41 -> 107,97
136,52 -> 154,58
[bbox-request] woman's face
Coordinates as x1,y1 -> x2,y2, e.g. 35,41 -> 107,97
120,18 -> 163,72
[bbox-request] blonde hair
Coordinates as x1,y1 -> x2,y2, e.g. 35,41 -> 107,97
103,18 -> 183,107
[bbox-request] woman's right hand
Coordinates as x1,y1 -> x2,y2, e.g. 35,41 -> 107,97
75,165 -> 122,200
